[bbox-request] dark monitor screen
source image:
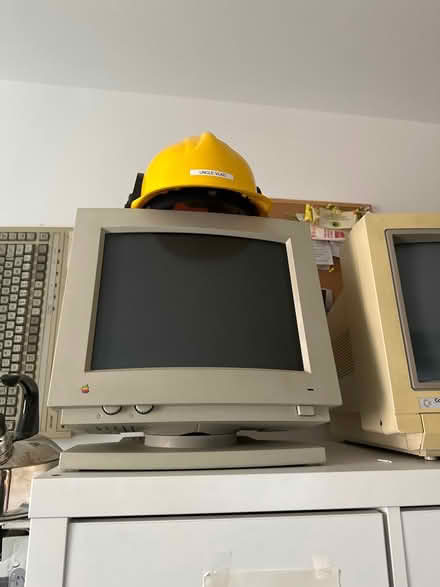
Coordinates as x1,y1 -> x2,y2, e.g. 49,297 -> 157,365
395,241 -> 440,382
91,232 -> 304,371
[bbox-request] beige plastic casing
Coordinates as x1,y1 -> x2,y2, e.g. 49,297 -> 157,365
328,212 -> 440,458
0,227 -> 72,438
48,208 -> 341,434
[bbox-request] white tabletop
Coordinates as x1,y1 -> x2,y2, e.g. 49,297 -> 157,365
29,441 -> 440,519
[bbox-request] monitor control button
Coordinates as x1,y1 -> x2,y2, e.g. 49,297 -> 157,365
296,405 -> 315,416
102,405 -> 122,415
135,404 -> 153,415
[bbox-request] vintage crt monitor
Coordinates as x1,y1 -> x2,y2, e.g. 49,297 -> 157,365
328,213 -> 440,460
48,209 -> 341,470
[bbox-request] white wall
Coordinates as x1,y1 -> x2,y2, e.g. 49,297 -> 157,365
2,80 -> 440,226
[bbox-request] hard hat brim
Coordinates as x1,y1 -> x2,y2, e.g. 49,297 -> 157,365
131,186 -> 272,217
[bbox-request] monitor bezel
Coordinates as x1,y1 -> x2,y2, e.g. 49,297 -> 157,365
386,228 -> 440,390
49,209 -> 340,408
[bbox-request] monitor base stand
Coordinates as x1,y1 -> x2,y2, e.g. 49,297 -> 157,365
58,436 -> 326,471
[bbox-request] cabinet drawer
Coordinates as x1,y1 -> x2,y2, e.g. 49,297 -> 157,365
402,508 -> 440,587
64,511 -> 389,587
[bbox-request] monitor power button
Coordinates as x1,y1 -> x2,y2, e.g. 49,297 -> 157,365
135,404 -> 153,415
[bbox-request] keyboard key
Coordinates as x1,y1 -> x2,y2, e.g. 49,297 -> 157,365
31,308 -> 41,316
21,271 -> 30,279
5,332 -> 13,339
35,280 -> 44,289
9,233 -> 17,241
0,388 -> 6,396
22,263 -> 31,271
7,387 -> 17,396
9,294 -> 18,303
26,233 -> 36,241
25,364 -> 34,373
15,326 -> 23,334
27,344 -> 37,353
35,273 -> 45,281
11,277 -> 20,285
6,322 -> 14,330
30,317 -> 39,326
29,327 -> 38,336
4,340 -> 12,349
11,354 -> 19,362
0,305 -> 6,313
9,364 -> 19,373
12,345 -> 21,353
23,254 -> 32,262
17,233 -> 26,241
28,335 -> 38,344
6,406 -> 16,416
7,312 -> 15,320
0,244 -> 5,256
17,308 -> 25,316
10,285 -> 18,294
38,244 -> 48,254
2,350 -> 11,358
14,258 -> 23,267
36,263 -> 45,271
0,297 -> 7,304
3,270 -> 12,278
40,233 -> 49,241
6,421 -> 14,431
24,244 -> 33,253
37,255 -> 46,263
15,244 -> 24,255
0,397 -> 5,405
6,397 -> 16,406
16,317 -> 24,325
0,315 -> 6,323
2,279 -> 11,287
2,359 -> 10,368
12,268 -> 20,277
4,261 -> 13,270
18,289 -> 27,297
8,303 -> 17,312
26,354 -> 35,362
21,281 -> 29,289
6,245 -> 15,257
32,299 -> 41,307
1,288 -> 10,295
33,290 -> 42,298
13,335 -> 22,343
0,234 -> 7,241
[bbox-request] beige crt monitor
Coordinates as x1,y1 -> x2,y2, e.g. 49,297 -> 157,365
328,212 -> 440,460
49,208 -> 341,471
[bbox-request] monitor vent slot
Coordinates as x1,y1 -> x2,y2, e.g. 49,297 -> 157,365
332,330 -> 354,378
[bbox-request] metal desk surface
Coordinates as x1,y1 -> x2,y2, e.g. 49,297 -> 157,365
29,441 -> 440,518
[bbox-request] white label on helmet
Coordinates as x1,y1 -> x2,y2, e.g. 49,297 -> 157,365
190,169 -> 234,180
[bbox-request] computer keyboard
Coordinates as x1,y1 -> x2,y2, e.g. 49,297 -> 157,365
0,228 -> 71,437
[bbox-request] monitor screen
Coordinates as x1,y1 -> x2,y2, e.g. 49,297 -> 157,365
91,232 -> 304,371
395,241 -> 440,382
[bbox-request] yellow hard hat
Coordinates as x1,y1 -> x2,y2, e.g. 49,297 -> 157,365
130,132 -> 272,216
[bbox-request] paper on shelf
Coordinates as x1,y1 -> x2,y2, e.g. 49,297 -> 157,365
312,240 -> 333,267
319,208 -> 356,229
330,241 -> 344,258
310,225 -> 346,242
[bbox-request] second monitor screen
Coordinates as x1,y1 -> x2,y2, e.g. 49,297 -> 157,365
91,232 -> 304,371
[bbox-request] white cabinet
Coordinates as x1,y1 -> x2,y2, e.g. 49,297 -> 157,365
63,512 -> 390,587
401,508 -> 440,587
